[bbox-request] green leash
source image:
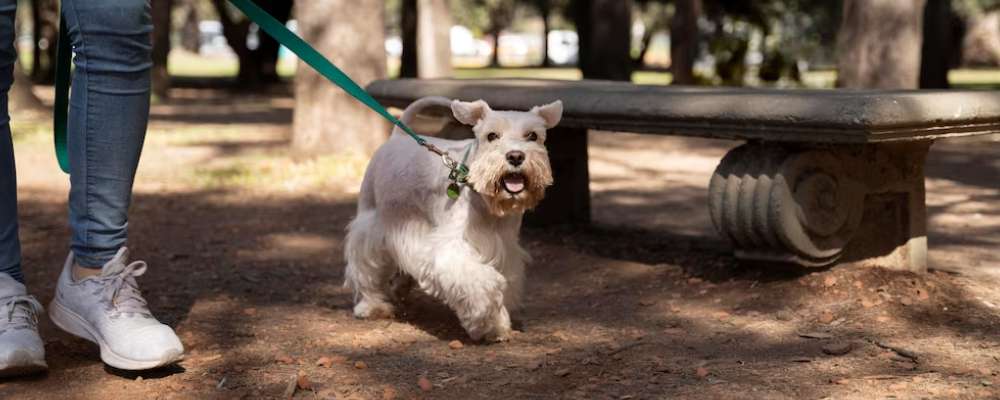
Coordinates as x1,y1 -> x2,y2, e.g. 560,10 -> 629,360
53,0 -> 471,198
53,15 -> 71,173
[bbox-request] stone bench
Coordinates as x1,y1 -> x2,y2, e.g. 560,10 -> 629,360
367,78 -> 1000,272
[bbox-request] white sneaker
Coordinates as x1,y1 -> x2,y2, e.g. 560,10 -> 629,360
49,248 -> 184,370
0,273 -> 47,377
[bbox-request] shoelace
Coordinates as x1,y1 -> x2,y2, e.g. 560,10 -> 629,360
101,260 -> 151,315
2,295 -> 42,329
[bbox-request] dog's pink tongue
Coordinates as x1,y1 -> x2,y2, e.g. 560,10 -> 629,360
503,175 -> 525,193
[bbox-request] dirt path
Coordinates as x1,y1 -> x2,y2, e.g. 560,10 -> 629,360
1,89 -> 997,399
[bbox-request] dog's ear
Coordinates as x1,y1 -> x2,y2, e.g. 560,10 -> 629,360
531,100 -> 563,129
451,99 -> 491,126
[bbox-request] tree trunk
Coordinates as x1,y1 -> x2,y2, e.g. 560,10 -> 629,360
573,0 -> 632,80
634,26 -> 654,69
30,0 -> 58,84
416,0 -> 452,78
399,0 -> 418,78
540,1 -> 551,67
256,0 -> 293,84
670,0 -> 700,85
152,0 -> 173,99
180,0 -> 200,52
292,0 -> 388,156
211,0 -> 292,87
836,0 -> 926,89
490,28 -> 501,67
920,0 -> 960,88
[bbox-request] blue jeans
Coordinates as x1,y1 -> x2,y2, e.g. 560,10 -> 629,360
0,0 -> 151,282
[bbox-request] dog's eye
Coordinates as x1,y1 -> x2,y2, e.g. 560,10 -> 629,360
487,132 -> 499,142
526,132 -> 538,142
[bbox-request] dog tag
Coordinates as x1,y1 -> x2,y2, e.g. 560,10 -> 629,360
447,183 -> 461,199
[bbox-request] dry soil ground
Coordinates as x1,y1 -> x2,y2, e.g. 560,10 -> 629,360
0,88 -> 998,400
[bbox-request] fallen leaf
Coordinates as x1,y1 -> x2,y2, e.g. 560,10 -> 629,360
917,290 -> 930,301
418,376 -> 433,391
823,276 -> 838,287
713,311 -> 731,321
554,368 -> 571,377
382,387 -> 398,400
275,354 -> 295,365
296,371 -> 312,390
242,308 -> 257,316
354,361 -> 368,370
861,298 -> 876,308
448,340 -> 464,350
888,382 -> 907,391
316,356 -> 333,368
687,277 -> 703,285
876,315 -> 890,323
695,367 -> 709,378
900,297 -> 913,306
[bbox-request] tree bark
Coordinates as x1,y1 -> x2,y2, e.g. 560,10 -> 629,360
30,0 -> 58,84
920,0 -> 961,88
179,0 -> 200,52
573,0 -> 632,80
152,0 -> 173,99
292,0 -> 388,156
670,0 -> 700,85
416,0 -> 452,78
255,0 -> 292,84
490,28 -> 502,67
210,0 -> 292,87
399,0 -> 418,78
538,0 -> 551,67
836,0 -> 926,89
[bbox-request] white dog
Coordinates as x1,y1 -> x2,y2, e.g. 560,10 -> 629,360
343,96 -> 562,341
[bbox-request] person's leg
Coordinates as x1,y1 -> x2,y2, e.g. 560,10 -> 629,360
64,0 -> 151,269
0,0 -> 48,377
49,0 -> 183,371
0,0 -> 21,283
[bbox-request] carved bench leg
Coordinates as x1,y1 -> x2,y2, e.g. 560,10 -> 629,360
709,141 -> 931,272
525,127 -> 591,226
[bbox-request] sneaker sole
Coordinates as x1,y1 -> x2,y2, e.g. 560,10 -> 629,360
0,351 -> 47,378
49,299 -> 183,370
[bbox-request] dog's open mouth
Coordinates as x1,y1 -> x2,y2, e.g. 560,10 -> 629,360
501,173 -> 526,194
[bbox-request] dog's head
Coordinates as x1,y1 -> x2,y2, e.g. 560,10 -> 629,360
451,99 -> 563,217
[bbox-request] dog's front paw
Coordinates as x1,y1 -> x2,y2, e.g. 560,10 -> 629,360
353,299 -> 395,319
484,328 -> 513,343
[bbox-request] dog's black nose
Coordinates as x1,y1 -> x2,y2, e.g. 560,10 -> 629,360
506,151 -> 525,166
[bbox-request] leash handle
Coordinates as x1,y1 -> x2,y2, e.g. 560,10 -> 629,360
53,14 -> 71,173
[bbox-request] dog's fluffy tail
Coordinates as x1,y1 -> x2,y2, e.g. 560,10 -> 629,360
393,96 -> 453,136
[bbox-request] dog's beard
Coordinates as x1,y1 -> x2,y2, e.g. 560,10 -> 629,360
468,148 -> 553,217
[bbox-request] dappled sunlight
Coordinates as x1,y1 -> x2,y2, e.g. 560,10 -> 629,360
4,85 -> 998,399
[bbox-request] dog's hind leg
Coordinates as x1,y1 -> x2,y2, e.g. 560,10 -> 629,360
344,211 -> 395,319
